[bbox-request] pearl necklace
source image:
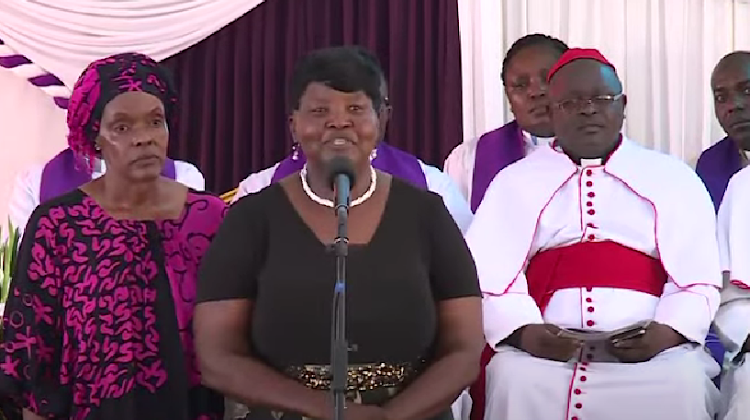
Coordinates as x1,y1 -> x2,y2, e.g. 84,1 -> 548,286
300,165 -> 377,208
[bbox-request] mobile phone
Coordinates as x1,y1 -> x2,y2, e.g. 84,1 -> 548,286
610,324 -> 649,345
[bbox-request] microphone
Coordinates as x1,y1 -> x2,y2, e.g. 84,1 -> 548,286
325,156 -> 356,420
326,156 -> 357,212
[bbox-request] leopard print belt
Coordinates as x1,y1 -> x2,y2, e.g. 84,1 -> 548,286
283,360 -> 424,392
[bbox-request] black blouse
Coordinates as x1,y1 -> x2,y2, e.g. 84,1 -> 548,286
197,178 -> 480,369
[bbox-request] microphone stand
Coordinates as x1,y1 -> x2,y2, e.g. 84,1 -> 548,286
330,175 -> 351,420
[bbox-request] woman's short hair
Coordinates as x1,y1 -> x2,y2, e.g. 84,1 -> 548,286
501,34 -> 568,85
288,46 -> 384,112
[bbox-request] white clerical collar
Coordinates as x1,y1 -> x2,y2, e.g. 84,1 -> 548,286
551,142 -> 603,167
580,158 -> 602,167
86,157 -> 105,176
522,130 -> 554,147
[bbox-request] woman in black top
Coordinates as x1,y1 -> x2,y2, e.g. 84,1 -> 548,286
194,46 -> 483,420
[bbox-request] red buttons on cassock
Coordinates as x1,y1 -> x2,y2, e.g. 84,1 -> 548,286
587,192 -> 595,198
575,403 -> 583,409
587,234 -> 595,240
585,297 -> 592,303
574,389 -> 582,395
586,320 -> 595,327
586,201 -> 593,207
572,417 -> 579,420
587,209 -> 595,215
580,376 -> 587,382
586,169 -> 593,176
586,181 -> 593,187
587,307 -> 595,313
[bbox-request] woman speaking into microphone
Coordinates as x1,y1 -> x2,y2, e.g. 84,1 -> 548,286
194,46 -> 482,420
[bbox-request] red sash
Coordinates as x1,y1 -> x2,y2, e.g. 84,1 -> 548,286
469,241 -> 667,420
526,241 -> 667,311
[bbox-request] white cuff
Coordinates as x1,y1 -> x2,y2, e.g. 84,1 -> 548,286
653,286 -> 719,345
483,293 -> 543,348
715,299 -> 750,355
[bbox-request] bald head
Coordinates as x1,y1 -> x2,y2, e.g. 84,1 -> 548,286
712,51 -> 750,89
715,51 -> 750,70
711,51 -> 750,148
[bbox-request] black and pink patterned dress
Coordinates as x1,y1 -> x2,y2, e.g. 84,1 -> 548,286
0,189 -> 227,420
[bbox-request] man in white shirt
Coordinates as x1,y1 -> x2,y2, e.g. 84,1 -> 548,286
7,149 -> 204,232
466,48 -> 721,420
230,50 -> 472,234
716,166 -> 750,420
693,51 -> 750,383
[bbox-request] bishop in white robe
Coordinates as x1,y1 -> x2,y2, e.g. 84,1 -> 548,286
466,48 -> 722,420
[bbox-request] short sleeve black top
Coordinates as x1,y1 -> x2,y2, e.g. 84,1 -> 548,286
197,178 -> 480,369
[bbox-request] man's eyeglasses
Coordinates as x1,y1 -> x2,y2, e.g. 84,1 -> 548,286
554,93 -> 624,112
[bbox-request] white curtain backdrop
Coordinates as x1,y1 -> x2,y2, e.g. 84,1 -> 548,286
0,67 -> 68,230
459,0 -> 750,164
0,0 -> 265,89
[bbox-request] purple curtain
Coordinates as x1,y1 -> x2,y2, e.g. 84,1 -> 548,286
161,0 -> 463,194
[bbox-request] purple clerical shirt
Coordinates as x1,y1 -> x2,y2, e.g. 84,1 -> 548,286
469,120 -> 527,212
695,137 -> 743,212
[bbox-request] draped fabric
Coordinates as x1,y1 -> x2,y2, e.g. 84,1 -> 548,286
161,0 -> 463,194
0,0 -> 265,89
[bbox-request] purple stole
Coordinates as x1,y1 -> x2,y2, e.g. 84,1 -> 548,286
695,137 -> 743,212
39,148 -> 177,203
270,143 -> 428,189
470,120 -> 526,212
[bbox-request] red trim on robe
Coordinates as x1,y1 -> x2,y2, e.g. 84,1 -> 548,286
730,279 -> 750,290
469,241 -> 667,420
469,345 -> 495,420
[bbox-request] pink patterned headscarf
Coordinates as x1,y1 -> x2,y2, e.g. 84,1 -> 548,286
66,52 -> 177,167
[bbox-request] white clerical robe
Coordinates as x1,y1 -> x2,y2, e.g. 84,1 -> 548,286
443,129 -> 552,202
7,158 -> 205,234
716,165 -> 750,420
233,160 -> 474,234
466,138 -> 722,420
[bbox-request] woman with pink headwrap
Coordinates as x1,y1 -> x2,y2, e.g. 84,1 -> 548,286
0,52 -> 226,420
